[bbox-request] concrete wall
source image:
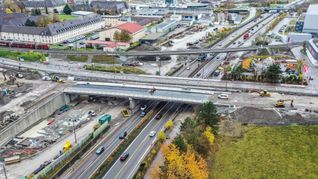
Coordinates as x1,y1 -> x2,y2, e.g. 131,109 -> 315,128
0,93 -> 71,146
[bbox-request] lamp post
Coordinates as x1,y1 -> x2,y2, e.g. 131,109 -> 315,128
69,118 -> 78,144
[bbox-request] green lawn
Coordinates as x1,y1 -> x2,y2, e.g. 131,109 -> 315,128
213,125 -> 318,178
58,14 -> 77,21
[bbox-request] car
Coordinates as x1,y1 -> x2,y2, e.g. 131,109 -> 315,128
196,73 -> 201,77
88,110 -> 97,117
119,131 -> 127,139
96,146 -> 105,155
149,131 -> 156,137
120,152 -> 129,161
186,67 -> 191,70
155,114 -> 162,120
140,105 -> 147,111
218,94 -> 229,100
213,70 -> 220,77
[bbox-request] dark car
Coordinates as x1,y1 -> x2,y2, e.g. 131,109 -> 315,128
119,131 -> 127,139
155,114 -> 162,120
96,146 -> 105,155
120,152 -> 129,161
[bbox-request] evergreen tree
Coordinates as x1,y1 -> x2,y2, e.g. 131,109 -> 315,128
63,4 -> 73,15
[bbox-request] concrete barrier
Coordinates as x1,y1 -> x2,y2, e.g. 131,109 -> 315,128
0,93 -> 71,146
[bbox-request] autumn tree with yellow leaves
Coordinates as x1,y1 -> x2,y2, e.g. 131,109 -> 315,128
161,144 -> 209,179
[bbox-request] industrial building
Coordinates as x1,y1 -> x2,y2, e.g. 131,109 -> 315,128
306,39 -> 318,66
303,4 -> 318,35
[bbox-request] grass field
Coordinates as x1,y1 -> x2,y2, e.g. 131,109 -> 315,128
213,125 -> 318,178
58,14 -> 76,21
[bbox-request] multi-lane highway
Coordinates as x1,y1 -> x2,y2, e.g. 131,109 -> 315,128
102,103 -> 180,179
61,101 -> 159,179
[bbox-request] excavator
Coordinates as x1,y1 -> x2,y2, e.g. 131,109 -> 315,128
275,99 -> 294,108
259,90 -> 271,97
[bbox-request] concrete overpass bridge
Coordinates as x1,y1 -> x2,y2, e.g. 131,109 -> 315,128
0,43 -> 301,56
64,83 -> 214,106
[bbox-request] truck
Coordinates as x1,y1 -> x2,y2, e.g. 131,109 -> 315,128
243,33 -> 249,40
99,114 -> 112,125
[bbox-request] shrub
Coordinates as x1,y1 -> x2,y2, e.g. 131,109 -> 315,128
67,55 -> 88,62
84,64 -> 146,74
92,55 -> 116,64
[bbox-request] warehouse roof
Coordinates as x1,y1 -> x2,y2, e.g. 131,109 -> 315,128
307,4 -> 318,15
116,22 -> 144,34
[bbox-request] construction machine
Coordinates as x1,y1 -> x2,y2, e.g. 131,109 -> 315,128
275,99 -> 294,108
259,90 -> 271,97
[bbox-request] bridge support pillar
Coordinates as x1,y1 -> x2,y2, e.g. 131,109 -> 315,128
129,98 -> 136,109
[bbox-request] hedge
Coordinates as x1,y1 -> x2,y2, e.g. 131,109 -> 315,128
84,64 -> 146,74
92,55 -> 116,64
67,55 -> 88,62
0,49 -> 46,62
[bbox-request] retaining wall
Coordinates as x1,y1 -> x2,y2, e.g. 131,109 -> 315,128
0,93 -> 71,146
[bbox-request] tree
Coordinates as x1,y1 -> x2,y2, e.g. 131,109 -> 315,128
164,119 -> 174,130
203,127 -> 215,146
197,101 -> 220,133
172,135 -> 187,153
180,117 -> 197,132
5,8 -> 13,14
113,31 -> 120,42
63,4 -> 73,15
232,64 -> 244,80
265,64 -> 282,83
25,19 -> 37,27
119,30 -> 132,42
37,16 -> 51,27
52,14 -> 60,23
183,146 -> 208,179
157,131 -> 166,142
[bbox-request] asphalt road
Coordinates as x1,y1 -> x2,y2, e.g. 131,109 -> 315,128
102,103 -> 180,179
62,101 -> 158,179
64,84 -> 212,104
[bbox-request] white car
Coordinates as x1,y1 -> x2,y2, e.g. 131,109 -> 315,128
186,67 -> 191,70
218,94 -> 229,100
149,131 -> 156,137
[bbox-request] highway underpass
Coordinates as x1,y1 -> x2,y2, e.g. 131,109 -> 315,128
64,83 -> 212,104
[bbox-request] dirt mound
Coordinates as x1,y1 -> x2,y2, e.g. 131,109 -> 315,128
230,107 -> 282,124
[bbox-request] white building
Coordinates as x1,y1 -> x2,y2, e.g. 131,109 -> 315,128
0,16 -> 104,44
303,4 -> 318,35
22,0 -> 66,14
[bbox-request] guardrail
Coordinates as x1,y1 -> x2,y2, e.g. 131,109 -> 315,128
33,121 -> 110,179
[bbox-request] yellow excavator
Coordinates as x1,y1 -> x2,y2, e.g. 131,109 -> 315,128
275,99 -> 294,108
259,90 -> 271,97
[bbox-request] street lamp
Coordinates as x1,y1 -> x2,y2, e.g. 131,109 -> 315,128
0,162 -> 8,179
69,118 -> 78,144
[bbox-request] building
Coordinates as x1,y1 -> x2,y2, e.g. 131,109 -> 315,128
74,1 -> 129,15
228,13 -> 242,25
86,40 -> 129,52
102,15 -> 124,27
306,39 -> 318,66
295,17 -> 304,32
71,11 -> 95,18
156,20 -> 178,34
181,13 -> 202,21
22,0 -> 66,14
0,15 -> 104,44
303,4 -> 318,35
99,22 -> 145,43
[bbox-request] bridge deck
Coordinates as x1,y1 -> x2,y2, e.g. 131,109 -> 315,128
64,84 -> 212,104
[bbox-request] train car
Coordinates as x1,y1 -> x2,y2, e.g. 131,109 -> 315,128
0,41 -> 49,50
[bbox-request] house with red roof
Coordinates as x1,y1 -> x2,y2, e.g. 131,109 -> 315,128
99,22 -> 145,43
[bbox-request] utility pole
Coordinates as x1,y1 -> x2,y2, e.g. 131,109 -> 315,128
0,162 -> 8,179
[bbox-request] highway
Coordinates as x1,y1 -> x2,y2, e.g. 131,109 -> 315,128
62,101 -> 159,179
102,103 -> 180,179
0,43 -> 300,56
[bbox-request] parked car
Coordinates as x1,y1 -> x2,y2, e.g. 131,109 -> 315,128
96,146 -> 105,155
119,131 -> 127,139
218,94 -> 229,100
120,152 -> 129,161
